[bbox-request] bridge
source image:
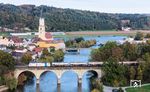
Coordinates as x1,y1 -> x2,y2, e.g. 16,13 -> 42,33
14,61 -> 138,83
14,64 -> 101,84
14,62 -> 138,92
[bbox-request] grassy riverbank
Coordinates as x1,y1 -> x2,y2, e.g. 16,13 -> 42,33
125,84 -> 150,92
1,30 -> 150,38
66,30 -> 150,36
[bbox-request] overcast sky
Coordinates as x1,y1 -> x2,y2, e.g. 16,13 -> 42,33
0,0 -> 150,14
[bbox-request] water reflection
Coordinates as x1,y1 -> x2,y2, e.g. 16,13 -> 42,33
60,71 -> 78,92
39,71 -> 57,92
82,72 -> 91,92
63,35 -> 127,63
24,77 -> 36,92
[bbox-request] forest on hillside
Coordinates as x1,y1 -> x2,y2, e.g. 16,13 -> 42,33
0,3 -> 150,32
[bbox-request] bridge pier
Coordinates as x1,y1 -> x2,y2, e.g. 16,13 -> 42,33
79,78 -> 82,92
58,83 -> 61,92
36,84 -> 40,92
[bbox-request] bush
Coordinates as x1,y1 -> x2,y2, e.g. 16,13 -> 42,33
5,77 -> 17,91
134,32 -> 144,40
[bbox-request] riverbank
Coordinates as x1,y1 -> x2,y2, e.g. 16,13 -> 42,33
104,83 -> 150,92
66,30 -> 150,36
0,85 -> 8,92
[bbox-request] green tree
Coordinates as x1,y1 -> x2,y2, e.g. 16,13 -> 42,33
139,53 -> 150,83
102,58 -> 127,86
129,66 -> 136,80
0,50 -> 15,73
122,42 -> 138,61
42,48 -> 50,56
53,50 -> 64,62
21,53 -> 32,64
136,65 -> 143,80
39,56 -> 54,63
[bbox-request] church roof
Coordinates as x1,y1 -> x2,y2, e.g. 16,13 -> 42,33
45,32 -> 53,39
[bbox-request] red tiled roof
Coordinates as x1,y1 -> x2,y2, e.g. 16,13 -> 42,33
33,47 -> 43,53
9,36 -> 23,43
45,32 -> 53,39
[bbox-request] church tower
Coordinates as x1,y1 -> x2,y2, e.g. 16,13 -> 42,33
38,18 -> 45,39
38,17 -> 53,41
38,8 -> 53,41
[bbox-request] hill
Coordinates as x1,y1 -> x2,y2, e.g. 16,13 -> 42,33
0,3 -> 150,32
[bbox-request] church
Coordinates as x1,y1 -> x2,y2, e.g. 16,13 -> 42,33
36,17 -> 65,50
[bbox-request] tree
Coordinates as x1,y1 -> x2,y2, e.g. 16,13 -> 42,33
142,54 -> 150,83
91,89 -> 100,92
118,88 -> 124,92
134,32 -> 144,40
0,50 -> 15,73
91,42 -> 123,61
145,33 -> 150,38
53,50 -> 64,62
42,48 -> 50,56
136,65 -> 143,80
49,47 -> 55,52
122,42 -> 138,61
39,56 -> 54,63
21,53 -> 32,64
91,79 -> 103,92
5,77 -> 17,91
102,58 -> 127,86
129,66 -> 136,80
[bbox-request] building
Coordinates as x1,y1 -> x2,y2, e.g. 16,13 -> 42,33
36,17 -> 65,50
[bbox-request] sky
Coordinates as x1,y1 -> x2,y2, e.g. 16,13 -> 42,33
0,0 -> 150,14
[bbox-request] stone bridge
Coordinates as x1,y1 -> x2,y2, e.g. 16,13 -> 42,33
14,66 -> 101,84
14,62 -> 138,92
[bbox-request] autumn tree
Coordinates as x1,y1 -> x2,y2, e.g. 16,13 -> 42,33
5,77 -> 17,91
21,53 -> 32,64
136,65 -> 143,80
129,66 -> 136,80
134,32 -> 144,40
91,42 -> 123,61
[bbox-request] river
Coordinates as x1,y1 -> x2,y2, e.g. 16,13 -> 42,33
16,35 -> 127,92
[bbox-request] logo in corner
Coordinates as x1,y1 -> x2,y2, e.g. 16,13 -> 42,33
130,80 -> 141,88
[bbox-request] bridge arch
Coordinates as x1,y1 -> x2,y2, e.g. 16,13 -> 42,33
17,70 -> 36,85
82,69 -> 101,79
61,70 -> 79,80
60,70 -> 79,92
16,70 -> 37,79
39,71 -> 58,81
39,71 -> 58,92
